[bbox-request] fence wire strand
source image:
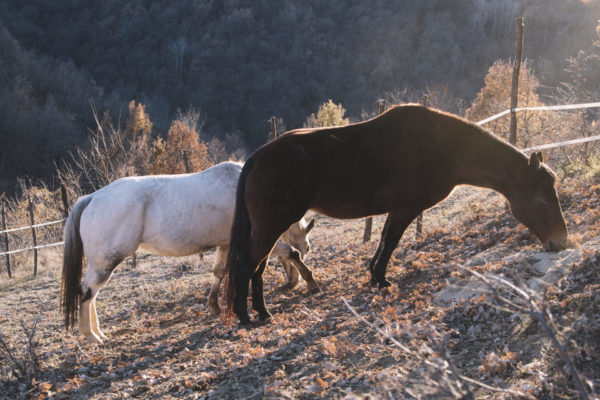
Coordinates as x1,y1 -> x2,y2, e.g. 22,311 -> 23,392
0,219 -> 65,235
0,242 -> 64,257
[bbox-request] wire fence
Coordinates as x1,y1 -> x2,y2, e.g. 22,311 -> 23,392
2,100 -> 600,274
0,219 -> 65,257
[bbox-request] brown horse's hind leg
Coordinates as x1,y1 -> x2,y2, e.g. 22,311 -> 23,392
236,226 -> 291,325
370,210 -> 421,287
251,260 -> 270,321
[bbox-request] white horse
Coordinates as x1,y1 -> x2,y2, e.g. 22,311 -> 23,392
61,161 -> 317,344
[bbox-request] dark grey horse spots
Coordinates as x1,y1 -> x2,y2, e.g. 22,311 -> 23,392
80,287 -> 92,303
288,249 -> 301,261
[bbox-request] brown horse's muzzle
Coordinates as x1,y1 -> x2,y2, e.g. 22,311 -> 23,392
542,230 -> 569,252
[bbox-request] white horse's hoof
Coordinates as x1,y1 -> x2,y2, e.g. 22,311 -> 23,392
281,280 -> 299,290
209,304 -> 221,315
207,297 -> 221,315
97,331 -> 108,341
83,332 -> 104,344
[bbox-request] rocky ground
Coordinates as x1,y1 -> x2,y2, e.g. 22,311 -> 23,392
0,181 -> 598,399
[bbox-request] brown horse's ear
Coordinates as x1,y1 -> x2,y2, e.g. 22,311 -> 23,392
305,219 -> 315,233
537,151 -> 544,163
529,152 -> 542,169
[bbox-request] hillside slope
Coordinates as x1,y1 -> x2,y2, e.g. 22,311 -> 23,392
0,181 -> 598,398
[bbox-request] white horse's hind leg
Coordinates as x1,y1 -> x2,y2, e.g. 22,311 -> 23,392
78,260 -> 119,344
79,297 -> 103,344
90,298 -> 108,340
207,245 -> 228,315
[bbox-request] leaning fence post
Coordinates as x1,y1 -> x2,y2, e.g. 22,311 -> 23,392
27,196 -> 38,277
509,17 -> 524,146
60,185 -> 69,222
363,100 -> 387,242
415,95 -> 429,239
270,116 -> 277,141
1,201 -> 11,278
181,149 -> 192,173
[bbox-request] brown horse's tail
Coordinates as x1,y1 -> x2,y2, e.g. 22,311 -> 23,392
61,195 -> 92,330
224,158 -> 255,321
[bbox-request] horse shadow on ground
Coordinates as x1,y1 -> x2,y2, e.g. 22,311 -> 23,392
51,272 -> 386,399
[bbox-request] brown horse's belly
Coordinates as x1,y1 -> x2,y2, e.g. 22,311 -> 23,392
310,200 -> 391,220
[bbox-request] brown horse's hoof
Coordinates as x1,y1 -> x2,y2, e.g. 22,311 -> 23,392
379,280 -> 391,288
257,310 -> 272,322
306,282 -> 321,294
370,276 -> 391,288
237,314 -> 252,326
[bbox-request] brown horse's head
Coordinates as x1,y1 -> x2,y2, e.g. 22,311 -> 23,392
508,152 -> 568,251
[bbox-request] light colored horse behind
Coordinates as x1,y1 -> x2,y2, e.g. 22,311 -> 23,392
61,161 -> 317,344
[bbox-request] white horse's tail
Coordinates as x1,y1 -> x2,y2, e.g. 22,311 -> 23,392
61,195 -> 92,330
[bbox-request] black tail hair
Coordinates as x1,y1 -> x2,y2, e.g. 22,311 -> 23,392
61,195 -> 92,330
224,157 -> 256,320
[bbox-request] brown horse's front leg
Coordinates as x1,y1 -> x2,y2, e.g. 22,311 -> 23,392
370,210 -> 419,287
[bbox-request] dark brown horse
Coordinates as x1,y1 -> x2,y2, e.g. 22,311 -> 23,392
226,104 -> 568,325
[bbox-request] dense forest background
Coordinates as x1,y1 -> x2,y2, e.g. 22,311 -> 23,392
1,0 -> 599,194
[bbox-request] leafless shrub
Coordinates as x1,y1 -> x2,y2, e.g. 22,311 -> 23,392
56,104 -> 152,197
0,319 -> 41,381
341,298 -> 530,399
457,266 -> 596,400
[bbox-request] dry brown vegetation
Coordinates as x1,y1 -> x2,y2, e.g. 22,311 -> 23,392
0,179 -> 598,399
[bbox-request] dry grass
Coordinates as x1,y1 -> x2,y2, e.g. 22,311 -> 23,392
0,182 -> 598,399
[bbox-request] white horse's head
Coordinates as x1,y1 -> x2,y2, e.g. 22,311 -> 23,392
283,217 -> 315,260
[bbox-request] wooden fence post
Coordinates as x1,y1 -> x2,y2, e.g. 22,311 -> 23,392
1,201 -> 10,278
363,100 -> 387,242
27,196 -> 38,277
181,149 -> 192,173
415,95 -> 429,239
270,116 -> 277,141
60,185 -> 69,220
509,17 -> 524,146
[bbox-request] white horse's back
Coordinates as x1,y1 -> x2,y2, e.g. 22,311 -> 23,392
79,162 -> 242,262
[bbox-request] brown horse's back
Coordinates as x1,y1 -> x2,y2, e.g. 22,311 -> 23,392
249,105 -> 455,220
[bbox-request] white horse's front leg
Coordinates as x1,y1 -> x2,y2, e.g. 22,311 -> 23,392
279,257 -> 300,289
273,241 -> 319,292
207,246 -> 228,315
273,242 -> 300,288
